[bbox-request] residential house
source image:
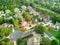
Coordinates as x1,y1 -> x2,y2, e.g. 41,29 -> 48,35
28,6 -> 36,15
27,32 -> 41,45
8,16 -> 12,19
22,5 -> 27,13
14,13 -> 21,18
0,11 -> 4,14
20,21 -> 28,29
0,23 -> 10,28
27,37 -> 40,45
14,13 -> 25,22
43,17 -> 52,23
43,17 -> 52,27
14,8 -> 20,13
5,9 -> 11,14
54,22 -> 60,31
20,21 -> 32,30
28,6 -> 32,11
0,11 -> 5,17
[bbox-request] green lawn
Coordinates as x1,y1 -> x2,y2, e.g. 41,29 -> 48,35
17,34 -> 33,45
48,29 -> 60,41
0,38 -> 14,45
18,40 -> 27,45
17,39 -> 27,45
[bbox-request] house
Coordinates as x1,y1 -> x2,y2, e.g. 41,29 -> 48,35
3,23 -> 10,27
20,21 -> 33,30
0,14 -> 5,17
14,8 -> 20,13
14,13 -> 21,18
0,11 -> 5,17
27,32 -> 41,45
8,16 -> 12,19
36,12 -> 40,15
27,37 -> 40,45
20,21 -> 28,28
22,5 -> 27,12
43,17 -> 53,27
0,11 -> 4,14
0,23 -> 10,28
22,5 -> 27,9
5,9 -> 10,14
54,22 -> 60,30
28,6 -> 35,15
28,6 -> 32,11
28,6 -> 39,16
14,13 -> 25,22
43,17 -> 52,24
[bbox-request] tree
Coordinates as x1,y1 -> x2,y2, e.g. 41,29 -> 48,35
22,12 -> 31,21
0,38 -> 14,45
12,18 -> 20,27
0,17 -> 4,24
9,18 -> 14,24
0,27 -> 12,37
21,27 -> 27,32
57,33 -> 60,41
34,24 -> 47,35
40,37 -> 51,45
17,38 -> 27,45
51,40 -> 59,45
52,16 -> 58,23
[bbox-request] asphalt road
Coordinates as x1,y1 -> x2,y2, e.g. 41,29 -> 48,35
9,30 -> 34,41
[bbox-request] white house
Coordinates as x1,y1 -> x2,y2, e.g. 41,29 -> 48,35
14,8 -> 20,13
22,5 -> 27,12
22,5 -> 27,10
8,16 -> 12,19
54,22 -> 60,31
5,9 -> 11,14
0,11 -> 4,14
43,17 -> 52,24
0,11 -> 5,17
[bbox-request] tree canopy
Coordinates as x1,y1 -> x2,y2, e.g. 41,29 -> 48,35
34,24 -> 47,34
51,40 -> 59,45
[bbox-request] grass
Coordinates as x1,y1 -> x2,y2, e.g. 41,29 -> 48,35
18,40 -> 27,45
0,38 -> 14,45
48,29 -> 60,41
6,41 -> 14,45
17,34 -> 33,45
17,38 -> 27,45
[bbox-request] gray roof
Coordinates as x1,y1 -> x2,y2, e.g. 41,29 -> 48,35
55,22 -> 60,27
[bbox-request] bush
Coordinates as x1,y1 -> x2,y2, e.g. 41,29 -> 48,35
51,40 -> 59,45
34,24 -> 47,34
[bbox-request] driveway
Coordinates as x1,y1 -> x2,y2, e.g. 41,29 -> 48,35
9,30 -> 34,41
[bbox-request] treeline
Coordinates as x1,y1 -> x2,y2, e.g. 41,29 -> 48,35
0,0 -> 30,11
34,0 -> 60,14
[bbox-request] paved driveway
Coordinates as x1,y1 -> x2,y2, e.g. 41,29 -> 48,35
9,30 -> 34,41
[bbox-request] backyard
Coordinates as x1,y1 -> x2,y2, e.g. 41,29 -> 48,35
48,28 -> 60,41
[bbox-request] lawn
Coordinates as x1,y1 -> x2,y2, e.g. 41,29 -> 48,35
48,29 -> 60,41
17,39 -> 27,45
17,34 -> 33,45
0,38 -> 14,45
